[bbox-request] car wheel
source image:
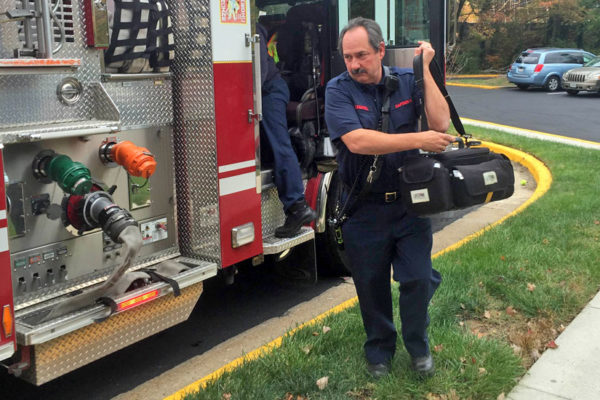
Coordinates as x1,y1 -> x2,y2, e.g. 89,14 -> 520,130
516,84 -> 529,90
545,76 -> 560,92
315,171 -> 351,277
566,89 -> 579,96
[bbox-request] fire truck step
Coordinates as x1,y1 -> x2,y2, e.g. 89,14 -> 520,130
262,226 -> 314,255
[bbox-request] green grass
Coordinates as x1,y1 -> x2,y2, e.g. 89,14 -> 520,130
185,128 -> 600,400
447,76 -> 511,87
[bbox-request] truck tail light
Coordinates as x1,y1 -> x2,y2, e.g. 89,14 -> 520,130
534,64 -> 544,73
2,305 -> 13,338
117,289 -> 160,312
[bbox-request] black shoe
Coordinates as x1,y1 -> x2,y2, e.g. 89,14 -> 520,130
367,362 -> 391,379
274,200 -> 317,238
410,354 -> 435,377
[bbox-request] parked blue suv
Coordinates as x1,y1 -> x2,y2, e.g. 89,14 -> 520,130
507,48 -> 596,91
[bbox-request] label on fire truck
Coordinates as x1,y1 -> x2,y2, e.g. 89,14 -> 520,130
220,0 -> 247,24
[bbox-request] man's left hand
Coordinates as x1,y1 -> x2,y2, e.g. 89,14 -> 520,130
415,41 -> 435,66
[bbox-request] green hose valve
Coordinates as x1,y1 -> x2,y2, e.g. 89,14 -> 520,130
33,150 -> 93,195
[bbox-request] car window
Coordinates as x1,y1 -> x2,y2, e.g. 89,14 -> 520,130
518,53 -> 540,64
544,52 -> 579,64
584,57 -> 600,67
583,54 -> 595,64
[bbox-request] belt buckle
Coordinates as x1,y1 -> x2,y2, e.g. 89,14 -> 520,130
384,192 -> 397,203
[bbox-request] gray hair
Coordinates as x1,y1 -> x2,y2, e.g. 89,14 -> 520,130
337,17 -> 384,56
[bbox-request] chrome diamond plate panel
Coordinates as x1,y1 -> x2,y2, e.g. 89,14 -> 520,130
103,78 -> 174,128
263,226 -> 314,255
170,0 -> 221,264
261,186 -> 286,237
0,0 -> 101,130
21,283 -> 203,385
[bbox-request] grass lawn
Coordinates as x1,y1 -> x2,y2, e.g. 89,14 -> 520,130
184,127 -> 600,400
447,75 -> 511,87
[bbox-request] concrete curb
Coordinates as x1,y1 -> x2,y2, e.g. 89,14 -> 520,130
164,143 -> 552,400
462,118 -> 600,151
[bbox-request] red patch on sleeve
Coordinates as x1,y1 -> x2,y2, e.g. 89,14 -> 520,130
354,105 -> 369,111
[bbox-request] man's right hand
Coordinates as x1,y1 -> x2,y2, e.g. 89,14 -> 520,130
418,131 -> 455,153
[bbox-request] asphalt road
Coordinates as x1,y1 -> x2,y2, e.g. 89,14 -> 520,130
448,85 -> 600,142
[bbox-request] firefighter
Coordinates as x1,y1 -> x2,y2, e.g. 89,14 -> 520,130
257,22 -> 317,238
324,17 -> 453,378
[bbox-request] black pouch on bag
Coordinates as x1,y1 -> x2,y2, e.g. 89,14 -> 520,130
399,155 -> 454,215
450,154 -> 515,207
433,147 -> 492,168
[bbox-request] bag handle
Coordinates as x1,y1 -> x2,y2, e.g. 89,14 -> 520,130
412,53 -> 470,139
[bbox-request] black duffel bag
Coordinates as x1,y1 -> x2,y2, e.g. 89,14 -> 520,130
399,54 -> 515,216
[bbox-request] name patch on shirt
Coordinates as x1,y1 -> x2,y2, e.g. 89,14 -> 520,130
394,99 -> 413,109
354,105 -> 369,111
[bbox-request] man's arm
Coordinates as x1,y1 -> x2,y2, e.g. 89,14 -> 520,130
341,128 -> 453,155
416,41 -> 450,132
325,82 -> 453,156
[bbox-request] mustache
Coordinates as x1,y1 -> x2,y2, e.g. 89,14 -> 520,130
351,68 -> 367,74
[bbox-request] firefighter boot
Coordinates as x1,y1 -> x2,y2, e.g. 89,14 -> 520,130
275,200 -> 317,238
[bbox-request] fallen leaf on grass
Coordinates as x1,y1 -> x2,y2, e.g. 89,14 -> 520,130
527,283 -> 536,292
460,303 -> 466,310
312,332 -> 319,336
322,326 -> 331,334
222,393 -> 232,400
497,393 -> 506,400
500,255 -> 506,261
546,340 -> 559,349
594,220 -> 599,225
484,310 -> 491,319
433,344 -> 444,353
506,306 -> 517,316
558,324 -> 566,333
301,345 -> 312,354
530,349 -> 541,361
479,367 -> 487,375
316,376 -> 329,390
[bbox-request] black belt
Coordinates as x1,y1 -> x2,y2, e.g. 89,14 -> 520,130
364,191 -> 400,203
341,182 -> 400,204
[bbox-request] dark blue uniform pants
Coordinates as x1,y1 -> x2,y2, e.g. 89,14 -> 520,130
342,199 -> 441,365
261,77 -> 304,211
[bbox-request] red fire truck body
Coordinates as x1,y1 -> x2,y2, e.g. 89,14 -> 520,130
0,0 -> 445,385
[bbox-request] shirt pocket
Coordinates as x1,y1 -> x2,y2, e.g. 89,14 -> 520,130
390,99 -> 417,132
355,107 -> 378,130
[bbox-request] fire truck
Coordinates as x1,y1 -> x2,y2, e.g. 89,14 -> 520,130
0,0 -> 446,385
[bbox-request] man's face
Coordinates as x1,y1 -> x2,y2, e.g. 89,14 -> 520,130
341,27 -> 385,85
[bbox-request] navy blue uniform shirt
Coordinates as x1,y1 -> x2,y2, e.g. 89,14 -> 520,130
325,66 -> 422,193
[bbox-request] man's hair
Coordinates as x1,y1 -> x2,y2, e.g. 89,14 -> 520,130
337,17 -> 384,56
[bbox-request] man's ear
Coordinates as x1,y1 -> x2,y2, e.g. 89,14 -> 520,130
378,41 -> 385,60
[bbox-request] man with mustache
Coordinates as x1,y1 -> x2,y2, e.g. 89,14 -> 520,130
324,17 -> 453,378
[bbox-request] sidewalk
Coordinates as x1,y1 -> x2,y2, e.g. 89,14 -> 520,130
507,292 -> 600,400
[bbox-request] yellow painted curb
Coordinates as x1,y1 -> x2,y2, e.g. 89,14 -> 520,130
165,144 -> 552,400
462,118 -> 600,148
446,82 -> 503,90
448,74 -> 502,78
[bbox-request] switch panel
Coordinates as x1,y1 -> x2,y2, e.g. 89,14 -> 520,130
140,217 -> 168,246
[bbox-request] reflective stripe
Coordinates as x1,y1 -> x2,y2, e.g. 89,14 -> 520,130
0,227 -> 8,252
485,192 -> 494,203
219,172 -> 256,196
0,210 -> 5,220
218,160 -> 255,174
0,342 -> 14,361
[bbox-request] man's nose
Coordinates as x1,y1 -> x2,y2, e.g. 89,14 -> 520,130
349,58 -> 360,70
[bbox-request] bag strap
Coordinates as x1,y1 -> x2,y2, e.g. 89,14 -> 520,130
412,54 -> 470,139
333,66 -> 396,225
